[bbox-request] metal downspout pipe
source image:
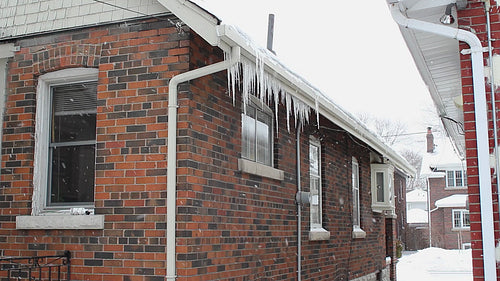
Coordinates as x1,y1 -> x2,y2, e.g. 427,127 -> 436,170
296,127 -> 302,281
388,3 -> 497,280
166,46 -> 241,281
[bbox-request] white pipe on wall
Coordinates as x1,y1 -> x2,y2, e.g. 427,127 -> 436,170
388,3 -> 497,280
166,46 -> 240,281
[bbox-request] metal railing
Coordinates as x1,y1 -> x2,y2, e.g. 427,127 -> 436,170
0,251 -> 71,281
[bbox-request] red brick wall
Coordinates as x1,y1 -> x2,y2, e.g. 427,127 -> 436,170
458,1 -> 500,280
0,17 -> 395,281
427,176 -> 470,249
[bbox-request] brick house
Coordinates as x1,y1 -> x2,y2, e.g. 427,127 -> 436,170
421,128 -> 470,249
387,0 -> 500,279
0,1 -> 415,281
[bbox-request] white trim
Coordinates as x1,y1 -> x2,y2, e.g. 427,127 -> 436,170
32,68 -> 98,216
16,215 -> 104,230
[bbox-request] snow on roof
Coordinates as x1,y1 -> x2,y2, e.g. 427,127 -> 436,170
420,130 -> 465,179
407,208 -> 428,223
435,194 -> 468,208
407,189 -> 427,203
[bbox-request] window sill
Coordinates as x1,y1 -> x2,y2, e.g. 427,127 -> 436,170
309,227 -> 330,241
452,227 -> 470,231
16,215 -> 104,230
352,227 -> 367,239
238,158 -> 284,181
445,186 -> 467,190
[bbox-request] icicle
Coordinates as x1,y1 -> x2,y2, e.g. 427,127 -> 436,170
229,47 -> 314,133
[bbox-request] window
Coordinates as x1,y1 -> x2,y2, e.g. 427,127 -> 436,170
371,163 -> 395,213
352,157 -> 360,228
446,170 -> 467,188
310,138 -> 322,229
241,96 -> 273,166
308,137 -> 330,241
453,209 -> 470,229
17,68 -> 103,230
352,157 -> 366,238
49,82 -> 97,206
32,68 -> 98,214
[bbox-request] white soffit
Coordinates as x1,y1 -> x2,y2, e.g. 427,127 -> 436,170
399,0 -> 465,156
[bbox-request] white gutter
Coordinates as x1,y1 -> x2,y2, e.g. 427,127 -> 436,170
166,46 -> 240,281
388,3 -> 497,280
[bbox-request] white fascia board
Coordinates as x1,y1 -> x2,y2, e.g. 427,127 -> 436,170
156,0 -> 222,47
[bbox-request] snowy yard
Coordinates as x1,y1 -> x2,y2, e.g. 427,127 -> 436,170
397,248 -> 472,281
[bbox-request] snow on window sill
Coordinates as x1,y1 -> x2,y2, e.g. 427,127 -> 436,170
352,227 -> 366,239
16,214 -> 104,230
238,158 -> 284,181
309,227 -> 330,241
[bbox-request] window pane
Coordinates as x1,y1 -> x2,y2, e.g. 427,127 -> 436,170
376,172 -> 385,202
256,114 -> 270,165
463,212 -> 470,227
353,191 -> 360,226
455,171 -> 463,186
352,161 -> 360,227
447,171 -> 455,187
52,114 -> 96,142
49,145 -> 95,204
310,144 -> 319,176
453,211 -> 461,228
310,177 -> 320,225
241,112 -> 256,161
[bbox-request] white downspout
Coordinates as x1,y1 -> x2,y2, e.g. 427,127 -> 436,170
296,127 -> 302,281
388,3 -> 497,280
166,46 -> 240,281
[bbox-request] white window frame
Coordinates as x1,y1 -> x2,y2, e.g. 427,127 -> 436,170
352,157 -> 366,238
446,170 -> 467,188
241,95 -> 274,166
371,163 -> 395,213
16,68 -> 103,230
239,95 -> 284,181
308,137 -> 330,241
452,209 -> 470,229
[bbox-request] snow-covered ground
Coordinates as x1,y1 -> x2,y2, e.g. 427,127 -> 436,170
397,248 -> 472,281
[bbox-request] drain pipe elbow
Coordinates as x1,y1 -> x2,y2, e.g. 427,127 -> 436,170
389,4 -> 496,280
166,46 -> 240,281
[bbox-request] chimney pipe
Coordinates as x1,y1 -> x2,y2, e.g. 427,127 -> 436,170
426,127 -> 434,153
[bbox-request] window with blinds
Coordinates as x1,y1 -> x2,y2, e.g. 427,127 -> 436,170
48,81 -> 97,206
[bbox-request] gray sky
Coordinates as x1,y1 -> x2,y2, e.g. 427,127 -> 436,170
196,0 -> 439,135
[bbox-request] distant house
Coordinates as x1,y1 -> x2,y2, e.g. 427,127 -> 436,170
0,1 -> 415,281
421,128 -> 469,249
387,1 -> 500,278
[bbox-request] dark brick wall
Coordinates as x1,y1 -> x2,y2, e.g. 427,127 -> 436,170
1,16 -> 396,281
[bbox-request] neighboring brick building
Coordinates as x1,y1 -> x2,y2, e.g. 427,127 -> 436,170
0,1 -> 415,281
421,128 -> 470,249
388,0 -> 500,279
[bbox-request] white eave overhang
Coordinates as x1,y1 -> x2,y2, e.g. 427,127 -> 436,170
394,0 -> 466,157
158,0 -> 416,176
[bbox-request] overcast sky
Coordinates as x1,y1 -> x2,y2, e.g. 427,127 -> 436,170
195,0 -> 440,137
